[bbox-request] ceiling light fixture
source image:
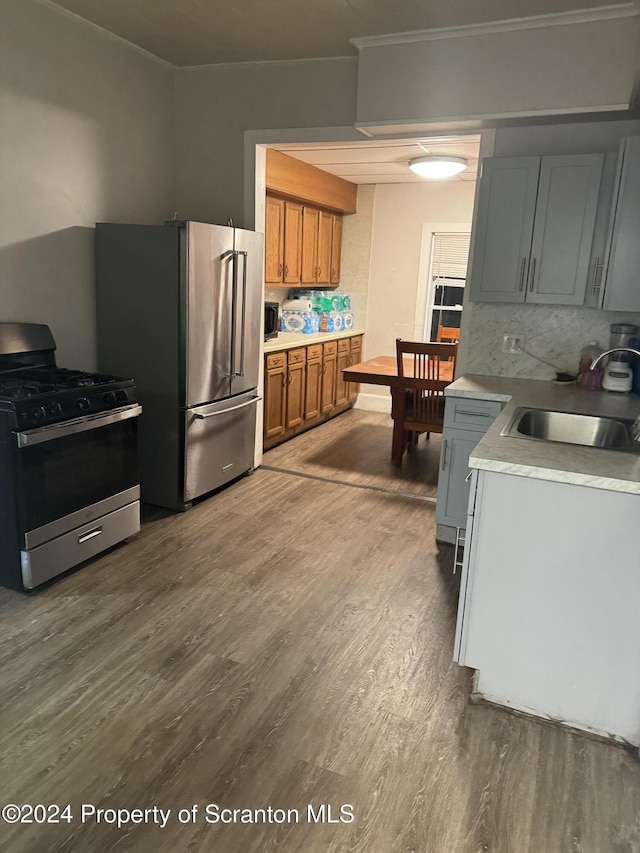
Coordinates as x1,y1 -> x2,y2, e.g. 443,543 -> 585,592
409,155 -> 468,179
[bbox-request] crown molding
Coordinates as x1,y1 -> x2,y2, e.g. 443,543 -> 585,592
350,4 -> 638,50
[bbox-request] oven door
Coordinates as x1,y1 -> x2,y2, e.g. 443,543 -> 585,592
14,404 -> 141,537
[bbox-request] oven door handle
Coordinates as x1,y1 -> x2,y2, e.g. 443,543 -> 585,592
16,404 -> 142,448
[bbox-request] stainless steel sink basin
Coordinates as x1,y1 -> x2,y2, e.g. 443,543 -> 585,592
500,407 -> 640,452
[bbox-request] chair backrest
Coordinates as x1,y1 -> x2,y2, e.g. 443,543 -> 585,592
395,339 -> 457,427
396,339 -> 457,387
436,325 -> 460,345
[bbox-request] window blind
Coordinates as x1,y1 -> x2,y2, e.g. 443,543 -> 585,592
431,232 -> 471,280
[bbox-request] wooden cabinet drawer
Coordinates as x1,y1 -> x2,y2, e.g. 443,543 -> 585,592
323,341 -> 338,356
444,398 -> 503,432
338,339 -> 350,353
288,348 -> 306,366
307,344 -> 322,360
266,352 -> 286,370
350,335 -> 363,349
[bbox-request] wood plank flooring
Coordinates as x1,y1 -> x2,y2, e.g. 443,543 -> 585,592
1,415 -> 639,852
264,409 -> 442,498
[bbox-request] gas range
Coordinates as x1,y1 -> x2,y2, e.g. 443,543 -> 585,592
0,368 -> 135,429
0,323 -> 141,591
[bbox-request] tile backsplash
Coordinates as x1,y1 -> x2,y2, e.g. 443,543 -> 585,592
464,302 -> 640,378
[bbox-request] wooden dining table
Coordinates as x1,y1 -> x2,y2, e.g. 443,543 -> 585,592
342,354 -> 454,388
342,353 -> 456,463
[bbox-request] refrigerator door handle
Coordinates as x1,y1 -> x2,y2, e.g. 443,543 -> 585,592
193,395 -> 262,419
229,249 -> 238,379
237,250 -> 248,377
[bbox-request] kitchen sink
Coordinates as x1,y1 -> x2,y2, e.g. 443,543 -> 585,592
500,407 -> 640,452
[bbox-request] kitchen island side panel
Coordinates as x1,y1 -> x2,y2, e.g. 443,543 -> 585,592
464,470 -> 640,746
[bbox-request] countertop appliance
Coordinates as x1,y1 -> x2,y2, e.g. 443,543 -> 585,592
264,301 -> 279,341
604,323 -> 638,392
0,323 -> 141,591
95,220 -> 263,511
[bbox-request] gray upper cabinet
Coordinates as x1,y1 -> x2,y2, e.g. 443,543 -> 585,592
469,157 -> 539,303
470,154 -> 604,306
602,137 -> 640,312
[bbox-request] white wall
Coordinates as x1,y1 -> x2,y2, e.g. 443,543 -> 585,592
0,0 -> 175,369
360,181 -> 475,409
175,58 -> 358,228
464,118 -> 640,379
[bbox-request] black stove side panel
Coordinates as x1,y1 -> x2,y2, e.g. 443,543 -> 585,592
0,415 -> 24,590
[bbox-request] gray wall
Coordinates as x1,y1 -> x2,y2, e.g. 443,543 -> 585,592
355,15 -> 640,129
0,0 -> 176,369
175,58 -> 358,227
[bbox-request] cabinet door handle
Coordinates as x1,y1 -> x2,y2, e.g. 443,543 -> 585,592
284,265 -> 289,277
456,409 -> 489,418
591,256 -> 604,296
278,263 -> 283,276
518,257 -> 527,292
441,439 -> 448,471
465,470 -> 473,482
282,374 -> 287,387
528,257 -> 537,292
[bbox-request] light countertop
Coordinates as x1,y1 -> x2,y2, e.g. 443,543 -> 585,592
263,329 -> 365,353
447,374 -> 640,494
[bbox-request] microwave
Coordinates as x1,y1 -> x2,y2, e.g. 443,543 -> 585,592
264,301 -> 279,341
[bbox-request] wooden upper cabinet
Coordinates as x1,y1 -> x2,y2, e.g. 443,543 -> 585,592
265,151 -> 354,289
265,196 -> 285,283
331,214 -> 343,284
301,206 -> 319,283
316,210 -> 333,284
283,200 -> 303,284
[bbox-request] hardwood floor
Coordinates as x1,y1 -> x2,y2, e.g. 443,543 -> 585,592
1,420 -> 639,852
264,409 -> 442,498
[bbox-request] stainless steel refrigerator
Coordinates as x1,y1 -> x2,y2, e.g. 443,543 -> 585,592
95,220 -> 263,510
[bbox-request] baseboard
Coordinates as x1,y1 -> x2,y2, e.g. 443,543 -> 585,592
354,393 -> 391,414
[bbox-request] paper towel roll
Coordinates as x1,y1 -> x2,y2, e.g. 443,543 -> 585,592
282,299 -> 313,311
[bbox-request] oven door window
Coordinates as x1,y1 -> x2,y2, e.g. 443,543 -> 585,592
16,419 -> 139,532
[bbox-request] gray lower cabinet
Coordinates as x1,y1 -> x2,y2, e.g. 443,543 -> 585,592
603,136 -> 640,312
435,397 -> 503,548
470,153 -> 605,306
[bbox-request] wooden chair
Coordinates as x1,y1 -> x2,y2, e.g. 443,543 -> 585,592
436,325 -> 460,351
391,339 -> 458,466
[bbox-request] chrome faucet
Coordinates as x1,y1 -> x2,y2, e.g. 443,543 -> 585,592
590,347 -> 640,369
588,347 -> 640,439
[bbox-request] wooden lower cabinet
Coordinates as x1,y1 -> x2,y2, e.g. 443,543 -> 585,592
335,339 -> 350,407
304,344 -> 323,421
263,352 -> 287,438
285,349 -> 306,428
263,335 -> 363,449
321,341 -> 337,413
347,335 -> 363,401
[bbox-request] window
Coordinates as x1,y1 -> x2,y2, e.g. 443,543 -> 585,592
425,231 -> 470,342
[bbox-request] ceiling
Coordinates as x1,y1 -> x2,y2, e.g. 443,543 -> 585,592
273,135 -> 481,184
47,0 -> 625,66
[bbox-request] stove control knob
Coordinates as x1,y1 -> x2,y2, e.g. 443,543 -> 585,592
47,402 -> 63,417
103,391 -> 116,404
78,397 -> 90,411
116,389 -> 128,402
30,406 -> 46,422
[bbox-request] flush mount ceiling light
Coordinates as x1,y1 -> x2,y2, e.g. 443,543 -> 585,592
409,155 -> 468,179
